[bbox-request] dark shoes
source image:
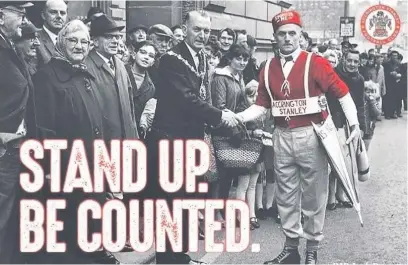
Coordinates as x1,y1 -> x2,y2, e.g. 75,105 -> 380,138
326,203 -> 337,210
305,251 -> 318,264
250,217 -> 260,230
264,246 -> 301,264
88,250 -> 121,264
337,200 -> 353,208
257,208 -> 266,220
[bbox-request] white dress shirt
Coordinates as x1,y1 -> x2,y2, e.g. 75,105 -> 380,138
43,26 -> 58,46
96,51 -> 115,74
279,47 -> 302,79
185,42 -> 199,69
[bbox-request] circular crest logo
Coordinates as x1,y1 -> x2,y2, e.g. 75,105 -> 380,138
361,4 -> 401,45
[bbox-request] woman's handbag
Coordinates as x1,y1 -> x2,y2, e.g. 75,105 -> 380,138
212,124 -> 264,174
355,136 -> 370,182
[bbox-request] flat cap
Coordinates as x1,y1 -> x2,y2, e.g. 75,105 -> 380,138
128,24 -> 148,34
20,22 -> 41,39
148,24 -> 173,38
0,1 -> 33,8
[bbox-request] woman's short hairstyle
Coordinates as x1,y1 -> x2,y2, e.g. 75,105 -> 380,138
58,19 -> 90,43
217,43 -> 250,68
218,28 -> 236,42
128,40 -> 159,65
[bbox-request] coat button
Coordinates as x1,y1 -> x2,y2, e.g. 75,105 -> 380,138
84,79 -> 91,91
94,127 -> 100,136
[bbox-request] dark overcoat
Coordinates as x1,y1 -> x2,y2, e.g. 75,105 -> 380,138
33,58 -> 107,261
85,50 -> 139,140
152,41 -> 222,139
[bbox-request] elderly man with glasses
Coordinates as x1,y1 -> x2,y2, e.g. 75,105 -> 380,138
0,1 -> 38,263
15,22 -> 41,75
85,15 -> 138,263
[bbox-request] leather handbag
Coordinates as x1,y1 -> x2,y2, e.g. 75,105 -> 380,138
212,123 -> 264,174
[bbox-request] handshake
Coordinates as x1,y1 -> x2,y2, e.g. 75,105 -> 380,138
220,109 -> 244,128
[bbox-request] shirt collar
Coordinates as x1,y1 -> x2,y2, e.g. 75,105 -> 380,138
279,47 -> 302,62
185,42 -> 199,59
95,51 -> 111,64
43,26 -> 58,45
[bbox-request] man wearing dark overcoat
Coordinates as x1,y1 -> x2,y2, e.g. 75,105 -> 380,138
86,15 -> 138,142
0,2 -> 37,263
146,10 -> 240,265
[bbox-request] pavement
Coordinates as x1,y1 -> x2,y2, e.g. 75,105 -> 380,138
114,113 -> 407,264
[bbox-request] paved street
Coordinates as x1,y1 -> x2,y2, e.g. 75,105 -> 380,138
116,113 -> 407,264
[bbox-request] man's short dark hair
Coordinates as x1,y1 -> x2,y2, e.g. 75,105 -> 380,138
235,29 -> 247,36
390,50 -> 400,57
171,25 -> 182,32
347,49 -> 360,56
247,35 -> 257,48
360,52 -> 368,60
183,10 -> 210,24
368,48 -> 375,53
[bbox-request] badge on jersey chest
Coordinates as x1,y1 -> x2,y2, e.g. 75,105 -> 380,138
281,79 -> 291,97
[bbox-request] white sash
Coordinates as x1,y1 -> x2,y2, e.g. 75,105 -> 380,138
263,52 -> 327,117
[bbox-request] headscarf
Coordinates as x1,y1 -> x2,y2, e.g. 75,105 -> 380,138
52,20 -> 89,72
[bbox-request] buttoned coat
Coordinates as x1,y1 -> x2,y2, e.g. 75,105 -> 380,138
85,50 -> 139,140
32,58 -> 108,260
152,41 -> 222,139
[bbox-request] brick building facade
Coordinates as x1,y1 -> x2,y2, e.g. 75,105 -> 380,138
126,0 -> 289,61
30,0 -> 291,61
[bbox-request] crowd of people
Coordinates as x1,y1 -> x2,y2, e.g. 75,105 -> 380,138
0,0 -> 406,264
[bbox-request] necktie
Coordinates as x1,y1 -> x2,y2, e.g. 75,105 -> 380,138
283,55 -> 293,67
197,51 -> 205,73
108,58 -> 115,73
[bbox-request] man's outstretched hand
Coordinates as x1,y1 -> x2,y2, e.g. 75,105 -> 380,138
221,109 -> 242,128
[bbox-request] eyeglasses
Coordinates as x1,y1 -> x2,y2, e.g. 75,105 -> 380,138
1,7 -> 26,20
66,38 -> 90,47
29,36 -> 39,43
103,34 -> 122,41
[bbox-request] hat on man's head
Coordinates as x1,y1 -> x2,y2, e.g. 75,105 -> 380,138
341,40 -> 352,48
84,7 -> 105,24
0,1 -> 33,8
19,22 -> 40,40
90,15 -> 125,37
128,24 -> 148,34
271,10 -> 302,32
148,24 -> 173,38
